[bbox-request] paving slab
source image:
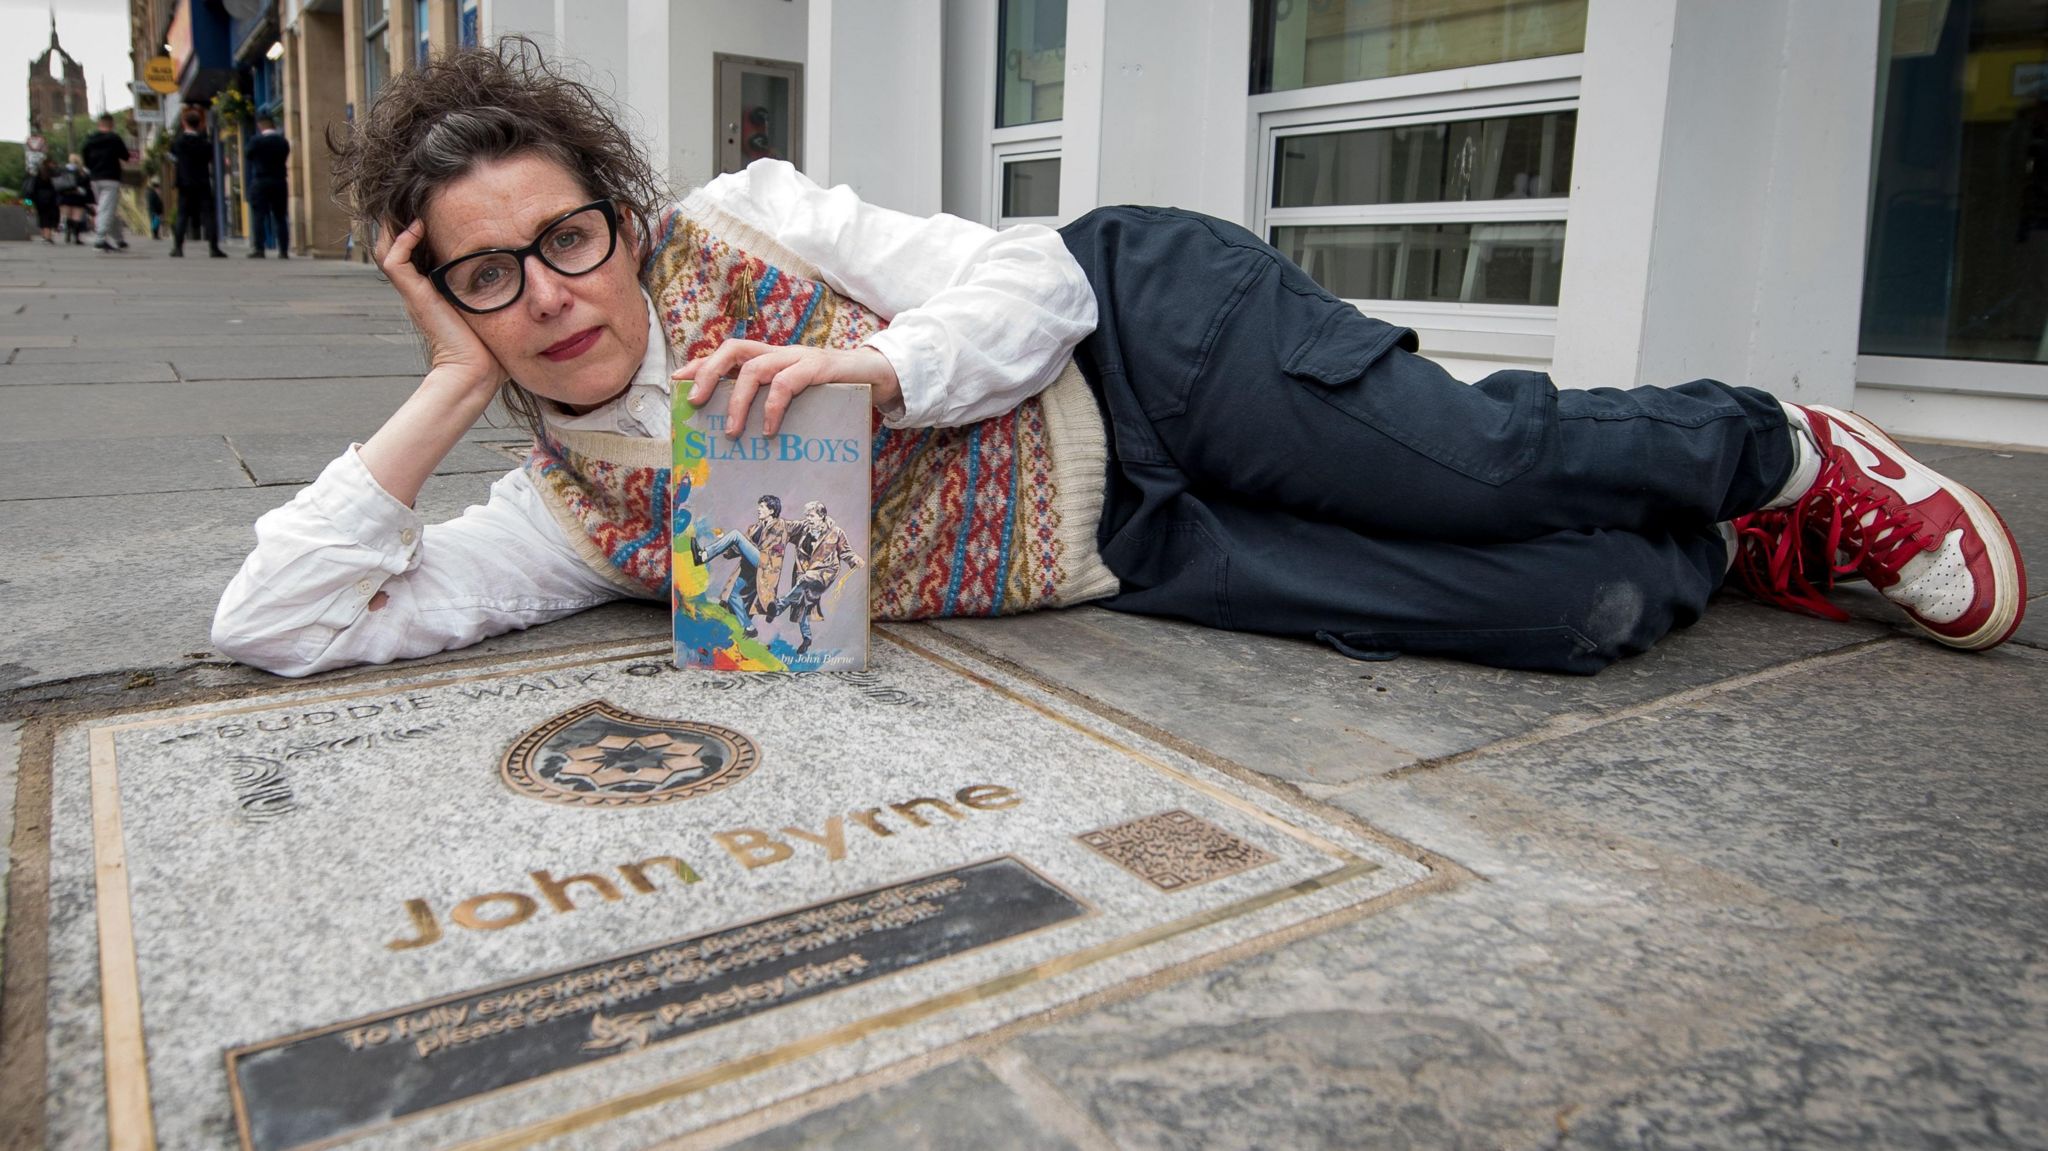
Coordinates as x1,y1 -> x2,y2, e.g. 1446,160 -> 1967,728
931,597 -> 1891,786
0,378 -> 425,442
0,436 -> 250,499
34,638 -> 1431,1150
920,640 -> 2048,1150
226,434 -> 521,486
0,477 -> 493,690
10,333 -> 405,358
718,1058 -> 1088,1151
0,361 -> 179,386
168,348 -> 429,382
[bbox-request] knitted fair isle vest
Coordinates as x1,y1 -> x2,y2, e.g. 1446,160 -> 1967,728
523,197 -> 1118,618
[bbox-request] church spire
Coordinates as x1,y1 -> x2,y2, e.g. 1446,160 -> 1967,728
49,4 -> 59,52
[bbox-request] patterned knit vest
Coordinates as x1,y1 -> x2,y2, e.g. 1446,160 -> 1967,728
523,196 -> 1118,618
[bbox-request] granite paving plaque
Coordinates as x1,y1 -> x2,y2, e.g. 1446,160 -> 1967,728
43,633 -> 1434,1151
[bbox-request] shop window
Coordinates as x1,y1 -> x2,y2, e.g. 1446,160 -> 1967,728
414,0 -> 431,66
460,0 -> 480,50
1862,0 -> 2048,368
1267,108 -> 1574,306
1250,2 -> 1581,348
1252,0 -> 1586,94
998,0 -> 1067,128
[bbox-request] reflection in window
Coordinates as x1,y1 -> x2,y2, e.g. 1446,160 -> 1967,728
459,0 -> 479,50
998,0 -> 1067,127
1862,0 -> 2048,364
1002,157 -> 1062,218
1274,110 -> 1575,208
1252,0 -> 1587,94
1273,222 -> 1565,305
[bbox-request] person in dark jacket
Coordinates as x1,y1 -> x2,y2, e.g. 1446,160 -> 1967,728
244,116 -> 292,258
170,105 -> 226,258
57,154 -> 93,243
146,183 -> 165,239
26,158 -> 61,243
80,113 -> 130,251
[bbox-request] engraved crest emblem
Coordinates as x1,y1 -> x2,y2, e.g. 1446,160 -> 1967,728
501,700 -> 760,808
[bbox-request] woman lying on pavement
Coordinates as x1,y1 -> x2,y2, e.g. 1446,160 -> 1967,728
213,41 -> 2027,679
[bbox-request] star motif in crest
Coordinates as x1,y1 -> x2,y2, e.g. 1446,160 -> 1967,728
555,731 -> 710,790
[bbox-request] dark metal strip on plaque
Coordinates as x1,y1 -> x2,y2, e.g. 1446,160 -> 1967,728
228,857 -> 1086,1151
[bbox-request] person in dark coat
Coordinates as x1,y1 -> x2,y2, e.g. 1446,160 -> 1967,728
57,154 -> 94,243
170,105 -> 225,258
147,183 -> 165,239
244,115 -> 292,258
26,158 -> 62,243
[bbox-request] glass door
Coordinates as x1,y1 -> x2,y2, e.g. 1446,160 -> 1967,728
715,54 -> 803,176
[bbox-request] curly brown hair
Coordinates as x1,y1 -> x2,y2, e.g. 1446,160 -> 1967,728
328,38 -> 669,434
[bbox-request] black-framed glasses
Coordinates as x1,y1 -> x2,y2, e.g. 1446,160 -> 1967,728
428,200 -> 619,314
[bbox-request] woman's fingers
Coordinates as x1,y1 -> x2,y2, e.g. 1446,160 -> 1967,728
680,344 -> 881,436
727,347 -> 807,437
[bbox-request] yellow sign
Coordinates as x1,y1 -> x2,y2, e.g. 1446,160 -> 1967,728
142,56 -> 177,94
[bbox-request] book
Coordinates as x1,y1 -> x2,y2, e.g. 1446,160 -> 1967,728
671,381 -> 872,672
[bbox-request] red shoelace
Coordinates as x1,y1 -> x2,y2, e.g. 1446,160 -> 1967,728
1732,454 -> 1938,621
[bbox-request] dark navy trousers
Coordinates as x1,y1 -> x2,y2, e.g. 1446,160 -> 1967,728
1058,206 -> 1795,674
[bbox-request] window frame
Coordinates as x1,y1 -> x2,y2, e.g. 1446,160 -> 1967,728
992,140 -> 1062,228
1249,54 -> 1582,359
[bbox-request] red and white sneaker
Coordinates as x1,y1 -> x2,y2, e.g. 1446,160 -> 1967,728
1730,405 -> 2026,650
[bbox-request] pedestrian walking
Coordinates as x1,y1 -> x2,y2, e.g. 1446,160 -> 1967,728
214,42 -> 2027,677
56,154 -> 93,244
244,115 -> 292,258
25,158 -> 62,244
147,183 -> 165,240
81,113 -> 131,252
169,105 -> 225,258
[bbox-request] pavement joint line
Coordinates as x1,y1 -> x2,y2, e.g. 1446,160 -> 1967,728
1382,634 -> 1902,780
222,434 -> 260,486
979,1048 -> 1125,1151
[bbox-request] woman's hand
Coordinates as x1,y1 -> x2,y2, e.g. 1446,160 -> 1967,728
357,221 -> 514,509
675,341 -> 903,437
375,220 -> 507,401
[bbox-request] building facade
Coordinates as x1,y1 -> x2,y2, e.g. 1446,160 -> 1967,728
136,0 -> 2048,447
29,15 -> 91,146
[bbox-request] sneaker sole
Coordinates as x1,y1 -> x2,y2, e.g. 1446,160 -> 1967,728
1811,405 -> 2027,649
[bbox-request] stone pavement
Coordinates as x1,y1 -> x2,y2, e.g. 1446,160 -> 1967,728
3,236 -> 2047,1149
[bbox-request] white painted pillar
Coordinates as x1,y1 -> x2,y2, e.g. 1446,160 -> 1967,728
624,0 -> 671,187
1551,0 -> 1880,404
1056,0 -> 1105,224
805,0 -> 942,214
553,0 -> 629,102
1092,0 -> 1252,224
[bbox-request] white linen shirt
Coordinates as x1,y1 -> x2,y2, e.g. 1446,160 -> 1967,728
212,160 -> 1098,677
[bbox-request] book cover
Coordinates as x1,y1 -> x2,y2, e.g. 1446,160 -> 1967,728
671,381 -> 872,672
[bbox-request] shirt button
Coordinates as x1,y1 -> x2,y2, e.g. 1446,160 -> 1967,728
355,578 -> 374,595
399,528 -> 416,545
631,397 -> 646,413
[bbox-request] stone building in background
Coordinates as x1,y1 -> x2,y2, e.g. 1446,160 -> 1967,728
28,13 -> 91,142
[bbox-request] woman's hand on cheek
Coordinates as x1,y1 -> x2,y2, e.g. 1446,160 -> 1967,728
675,341 -> 902,438
376,220 -> 509,402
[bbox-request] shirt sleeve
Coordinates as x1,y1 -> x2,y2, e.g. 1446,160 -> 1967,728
211,446 -> 629,677
691,159 -> 1098,428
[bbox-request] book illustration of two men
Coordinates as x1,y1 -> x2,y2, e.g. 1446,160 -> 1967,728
692,497 -> 863,652
672,382 -> 871,672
